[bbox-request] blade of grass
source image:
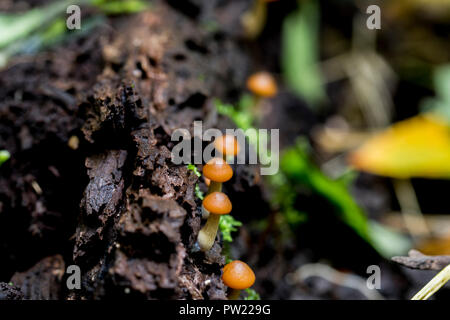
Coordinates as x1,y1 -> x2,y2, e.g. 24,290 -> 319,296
411,264 -> 450,300
0,0 -> 84,49
282,0 -> 325,106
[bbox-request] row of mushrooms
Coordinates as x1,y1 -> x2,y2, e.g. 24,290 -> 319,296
196,135 -> 255,300
197,72 -> 278,299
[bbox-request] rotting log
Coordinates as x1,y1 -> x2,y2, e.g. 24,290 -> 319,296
0,1 -> 251,300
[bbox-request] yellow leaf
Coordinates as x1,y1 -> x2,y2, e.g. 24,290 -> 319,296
349,114 -> 450,178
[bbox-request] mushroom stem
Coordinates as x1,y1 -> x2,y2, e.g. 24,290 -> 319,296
202,181 -> 222,219
208,181 -> 222,193
251,96 -> 263,122
197,214 -> 221,251
228,289 -> 241,300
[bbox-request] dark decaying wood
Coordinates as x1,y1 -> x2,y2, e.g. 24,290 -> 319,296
0,1 -> 251,299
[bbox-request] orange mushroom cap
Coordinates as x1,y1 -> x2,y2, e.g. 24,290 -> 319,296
222,260 -> 255,290
203,157 -> 233,182
214,135 -> 240,157
202,192 -> 232,215
246,71 -> 277,97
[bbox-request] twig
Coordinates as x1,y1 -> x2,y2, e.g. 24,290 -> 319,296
392,249 -> 450,271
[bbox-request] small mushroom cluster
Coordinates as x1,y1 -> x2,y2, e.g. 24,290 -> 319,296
203,73 -> 277,299
195,135 -> 257,300
197,135 -> 239,252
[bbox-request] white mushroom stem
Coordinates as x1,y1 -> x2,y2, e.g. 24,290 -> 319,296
202,181 -> 222,219
197,213 -> 221,252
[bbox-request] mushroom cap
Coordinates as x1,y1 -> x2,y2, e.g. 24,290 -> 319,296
214,135 -> 240,157
202,192 -> 232,215
246,71 -> 277,97
222,260 -> 255,290
203,157 -> 233,182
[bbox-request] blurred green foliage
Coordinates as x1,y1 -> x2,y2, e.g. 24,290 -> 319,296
0,0 -> 149,67
281,141 -> 370,242
282,0 -> 325,107
244,288 -> 261,300
422,64 -> 450,122
268,172 -> 307,228
92,0 -> 149,15
216,97 -> 410,258
219,215 -> 243,243
281,140 -> 411,257
0,0 -> 74,49
194,185 -> 204,200
187,164 -> 201,177
214,97 -> 254,131
0,150 -> 10,167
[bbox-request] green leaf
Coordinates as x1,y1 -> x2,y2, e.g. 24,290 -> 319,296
0,0 -> 144,67
194,184 -> 204,200
0,150 -> 10,167
219,215 -> 242,243
281,143 -> 369,239
0,0 -> 79,49
92,0 -> 149,14
187,164 -> 201,177
244,288 -> 261,300
214,99 -> 254,131
282,0 -> 325,106
284,207 -> 307,227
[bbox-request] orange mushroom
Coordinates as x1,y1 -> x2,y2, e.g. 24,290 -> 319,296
197,192 -> 232,251
246,71 -> 277,98
203,192 -> 232,214
203,157 -> 233,191
214,134 -> 240,159
202,157 -> 233,219
222,260 -> 256,300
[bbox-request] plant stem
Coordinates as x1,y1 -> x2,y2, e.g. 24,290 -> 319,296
411,264 -> 450,300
